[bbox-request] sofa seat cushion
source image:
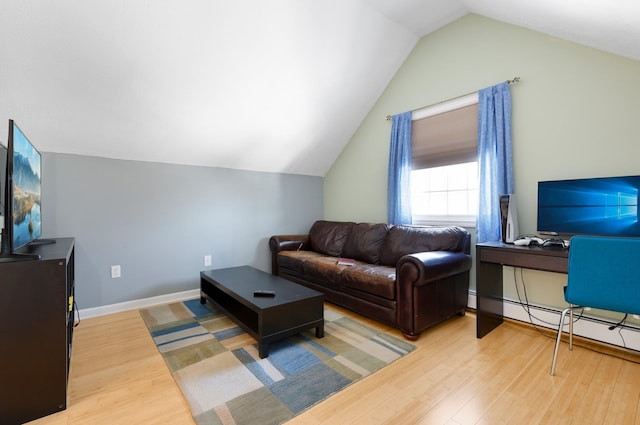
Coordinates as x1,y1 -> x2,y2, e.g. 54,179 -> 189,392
341,264 -> 396,300
302,256 -> 352,290
277,250 -> 327,275
341,223 -> 390,264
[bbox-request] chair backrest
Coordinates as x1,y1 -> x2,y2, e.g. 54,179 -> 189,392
566,235 -> 640,315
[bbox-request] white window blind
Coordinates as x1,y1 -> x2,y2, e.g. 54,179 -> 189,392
411,102 -> 478,169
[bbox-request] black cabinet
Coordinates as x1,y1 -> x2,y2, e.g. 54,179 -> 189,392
0,238 -> 75,425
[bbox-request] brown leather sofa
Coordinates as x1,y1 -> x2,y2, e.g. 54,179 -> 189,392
269,220 -> 472,340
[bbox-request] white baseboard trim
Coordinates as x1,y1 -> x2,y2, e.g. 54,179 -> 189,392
78,289 -> 200,319
78,289 -> 640,352
467,292 -> 640,352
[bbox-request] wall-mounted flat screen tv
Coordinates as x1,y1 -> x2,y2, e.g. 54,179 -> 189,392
537,175 -> 640,237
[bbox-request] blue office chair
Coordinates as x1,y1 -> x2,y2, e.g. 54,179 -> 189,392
550,235 -> 640,376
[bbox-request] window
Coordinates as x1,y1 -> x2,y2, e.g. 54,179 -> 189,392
411,161 -> 478,226
410,94 -> 478,227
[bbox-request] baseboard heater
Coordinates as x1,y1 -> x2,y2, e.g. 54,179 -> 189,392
467,291 -> 640,352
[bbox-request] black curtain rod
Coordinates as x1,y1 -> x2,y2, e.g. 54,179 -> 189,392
386,77 -> 520,121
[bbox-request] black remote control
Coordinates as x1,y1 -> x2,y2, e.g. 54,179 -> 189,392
253,290 -> 275,297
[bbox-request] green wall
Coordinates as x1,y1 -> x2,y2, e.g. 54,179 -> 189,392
324,14 -> 640,317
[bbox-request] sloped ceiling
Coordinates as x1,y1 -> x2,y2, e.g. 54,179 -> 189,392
1,0 -> 639,177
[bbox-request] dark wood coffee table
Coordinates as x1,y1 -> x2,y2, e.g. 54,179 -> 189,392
200,266 -> 324,358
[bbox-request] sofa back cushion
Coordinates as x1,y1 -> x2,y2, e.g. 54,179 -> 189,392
341,223 -> 390,264
379,225 -> 468,266
308,220 -> 354,257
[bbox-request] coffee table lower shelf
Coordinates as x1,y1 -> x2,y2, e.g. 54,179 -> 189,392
200,267 -> 324,358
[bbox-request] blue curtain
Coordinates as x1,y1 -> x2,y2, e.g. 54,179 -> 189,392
477,82 -> 514,243
387,111 -> 413,225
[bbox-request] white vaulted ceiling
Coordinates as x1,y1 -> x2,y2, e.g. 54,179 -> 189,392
1,0 -> 639,176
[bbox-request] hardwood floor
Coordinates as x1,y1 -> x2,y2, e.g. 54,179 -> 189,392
28,309 -> 193,425
28,304 -> 640,425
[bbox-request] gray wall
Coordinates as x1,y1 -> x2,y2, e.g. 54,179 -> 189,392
42,153 -> 323,309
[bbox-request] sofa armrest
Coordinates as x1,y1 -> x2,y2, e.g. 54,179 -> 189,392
397,251 -> 472,286
396,251 -> 472,338
269,235 -> 309,252
268,235 -> 309,275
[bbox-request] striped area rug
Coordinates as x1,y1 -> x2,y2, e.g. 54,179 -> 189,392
140,299 -> 415,425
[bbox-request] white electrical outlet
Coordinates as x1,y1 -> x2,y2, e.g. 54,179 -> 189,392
204,255 -> 212,267
111,265 -> 121,279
